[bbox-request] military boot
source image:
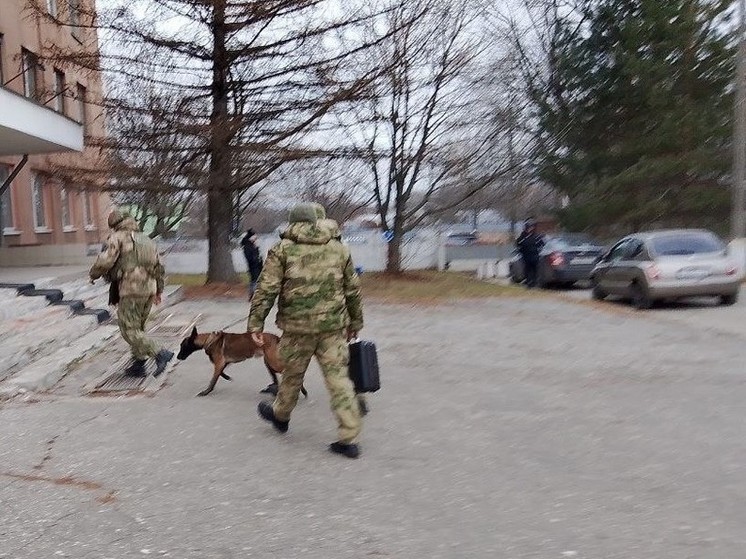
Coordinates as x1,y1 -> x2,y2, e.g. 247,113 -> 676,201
153,349 -> 174,377
329,441 -> 360,459
257,401 -> 289,433
124,359 -> 147,378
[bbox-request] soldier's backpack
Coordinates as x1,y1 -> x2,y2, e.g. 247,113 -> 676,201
112,231 -> 159,280
348,340 -> 380,393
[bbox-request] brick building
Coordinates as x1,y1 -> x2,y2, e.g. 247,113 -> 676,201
0,0 -> 108,265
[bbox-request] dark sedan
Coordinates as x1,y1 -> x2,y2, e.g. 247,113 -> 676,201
509,233 -> 605,288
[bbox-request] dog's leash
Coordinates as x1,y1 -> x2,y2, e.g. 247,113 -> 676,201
221,314 -> 250,331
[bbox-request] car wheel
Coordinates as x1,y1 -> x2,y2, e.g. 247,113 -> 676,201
630,281 -> 653,310
720,292 -> 739,306
591,278 -> 606,301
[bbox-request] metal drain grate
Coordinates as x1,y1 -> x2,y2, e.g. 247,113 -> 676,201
147,313 -> 201,339
91,358 -> 158,392
85,314 -> 201,396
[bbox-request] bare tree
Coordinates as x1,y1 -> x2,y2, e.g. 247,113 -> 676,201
283,158 -> 373,224
25,0 -> 398,283
102,88 -> 203,238
339,0 -> 519,273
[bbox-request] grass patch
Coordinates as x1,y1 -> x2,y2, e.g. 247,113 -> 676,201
169,271 -> 522,302
360,271 -> 521,303
167,274 -> 246,299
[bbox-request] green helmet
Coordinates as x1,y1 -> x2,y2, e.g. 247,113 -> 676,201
288,203 -> 318,224
311,203 -> 327,220
107,209 -> 127,229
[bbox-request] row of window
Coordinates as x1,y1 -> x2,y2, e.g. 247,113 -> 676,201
46,0 -> 84,41
0,166 -> 96,235
0,39 -> 87,125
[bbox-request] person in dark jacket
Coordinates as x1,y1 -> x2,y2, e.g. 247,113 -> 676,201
241,228 -> 263,300
516,219 -> 544,288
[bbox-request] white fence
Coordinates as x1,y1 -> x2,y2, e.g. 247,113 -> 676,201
159,235 -> 746,279
159,231 -> 449,275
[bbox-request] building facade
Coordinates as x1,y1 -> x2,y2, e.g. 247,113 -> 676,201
0,0 -> 108,265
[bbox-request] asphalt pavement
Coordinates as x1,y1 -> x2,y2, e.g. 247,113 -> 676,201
2,295 -> 746,558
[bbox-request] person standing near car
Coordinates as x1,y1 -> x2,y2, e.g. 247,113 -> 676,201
241,228 -> 263,300
516,218 -> 545,288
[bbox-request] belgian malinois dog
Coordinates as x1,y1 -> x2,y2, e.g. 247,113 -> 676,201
177,327 -> 307,398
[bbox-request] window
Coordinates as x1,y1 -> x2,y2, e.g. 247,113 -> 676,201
60,187 -> 72,229
32,174 -> 48,230
76,83 -> 87,126
69,0 -> 82,40
627,240 -> 645,260
54,69 -> 65,113
650,232 -> 725,256
47,0 -> 58,18
22,49 -> 39,99
0,166 -> 13,231
0,34 -> 5,85
82,190 -> 94,228
608,240 -> 631,261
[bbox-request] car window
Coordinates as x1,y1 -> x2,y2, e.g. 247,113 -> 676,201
550,234 -> 595,248
608,240 -> 630,260
626,239 -> 645,259
650,232 -> 725,256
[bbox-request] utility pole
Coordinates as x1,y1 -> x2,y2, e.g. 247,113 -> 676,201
732,0 -> 746,239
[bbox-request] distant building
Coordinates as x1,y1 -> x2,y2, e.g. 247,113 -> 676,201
0,0 -> 108,265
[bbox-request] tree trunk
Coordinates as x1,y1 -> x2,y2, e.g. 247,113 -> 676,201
207,189 -> 236,281
386,236 -> 402,274
206,0 -> 237,283
385,213 -> 405,274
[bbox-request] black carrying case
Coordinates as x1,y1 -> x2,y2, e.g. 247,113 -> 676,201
348,340 -> 380,393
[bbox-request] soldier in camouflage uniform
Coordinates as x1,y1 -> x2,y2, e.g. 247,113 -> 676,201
89,210 -> 174,377
310,202 -> 370,415
249,203 -> 364,459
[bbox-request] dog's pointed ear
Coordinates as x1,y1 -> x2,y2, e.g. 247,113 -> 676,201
190,326 -> 198,339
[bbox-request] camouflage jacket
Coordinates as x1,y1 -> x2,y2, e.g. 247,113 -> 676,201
318,218 -> 342,240
248,222 -> 363,334
89,217 -> 164,298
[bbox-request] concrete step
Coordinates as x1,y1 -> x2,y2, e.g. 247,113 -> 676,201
0,285 -> 184,399
0,290 -> 51,321
0,313 -> 101,383
0,280 -> 109,339
0,278 -> 99,321
0,325 -> 119,398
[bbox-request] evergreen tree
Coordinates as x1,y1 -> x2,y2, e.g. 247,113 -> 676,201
535,0 -> 735,233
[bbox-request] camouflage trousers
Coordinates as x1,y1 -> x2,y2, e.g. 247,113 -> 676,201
118,296 -> 158,360
273,330 -> 362,444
